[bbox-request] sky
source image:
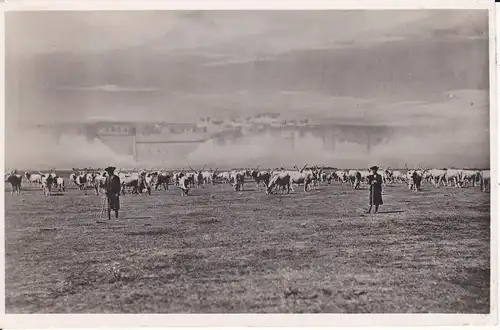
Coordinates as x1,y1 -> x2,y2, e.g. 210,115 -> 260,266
5,10 -> 490,169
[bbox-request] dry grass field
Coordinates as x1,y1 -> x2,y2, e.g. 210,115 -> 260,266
5,179 -> 490,313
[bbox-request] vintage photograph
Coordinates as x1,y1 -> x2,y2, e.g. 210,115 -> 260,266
4,8 -> 492,315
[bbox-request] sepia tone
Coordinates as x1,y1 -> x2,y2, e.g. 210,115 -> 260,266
4,10 -> 490,313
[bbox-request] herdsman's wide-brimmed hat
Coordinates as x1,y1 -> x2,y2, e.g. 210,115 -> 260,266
370,166 -> 379,171
105,166 -> 116,173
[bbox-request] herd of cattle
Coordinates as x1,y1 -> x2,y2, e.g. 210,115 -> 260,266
4,164 -> 491,197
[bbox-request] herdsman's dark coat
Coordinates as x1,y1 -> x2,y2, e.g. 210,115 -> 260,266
105,174 -> 121,211
367,173 -> 383,206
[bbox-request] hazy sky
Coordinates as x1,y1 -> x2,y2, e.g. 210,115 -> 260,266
5,10 -> 490,168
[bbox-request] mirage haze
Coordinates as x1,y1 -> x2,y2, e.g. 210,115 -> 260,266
5,10 -> 489,170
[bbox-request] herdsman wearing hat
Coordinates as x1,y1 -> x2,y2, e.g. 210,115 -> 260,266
104,166 -> 121,220
367,165 -> 383,214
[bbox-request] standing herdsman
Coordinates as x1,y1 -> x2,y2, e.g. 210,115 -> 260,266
367,165 -> 384,214
104,166 -> 121,220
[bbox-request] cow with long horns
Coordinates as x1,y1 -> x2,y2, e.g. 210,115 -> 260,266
249,165 -> 271,192
189,164 -> 206,188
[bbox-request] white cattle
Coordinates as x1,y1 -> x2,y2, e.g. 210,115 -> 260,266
287,164 -> 315,192
178,175 -> 190,196
392,170 -> 404,183
69,173 -> 78,186
266,172 -> 291,195
173,170 -> 184,186
426,169 -> 447,187
200,170 -> 212,185
405,166 -> 423,192
55,176 -> 66,192
348,170 -> 362,190
121,173 -> 140,195
24,172 -> 42,188
217,171 -> 231,184
93,172 -> 108,195
359,170 -> 370,183
445,168 -> 463,188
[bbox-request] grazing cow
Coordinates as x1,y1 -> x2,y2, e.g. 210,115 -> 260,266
461,170 -> 481,188
6,172 -> 22,195
348,170 -> 362,190
178,175 -> 190,196
217,171 -> 231,184
444,168 -> 463,188
266,172 -> 291,194
480,170 -> 490,192
426,169 -> 447,187
249,165 -> 271,191
24,172 -> 42,188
